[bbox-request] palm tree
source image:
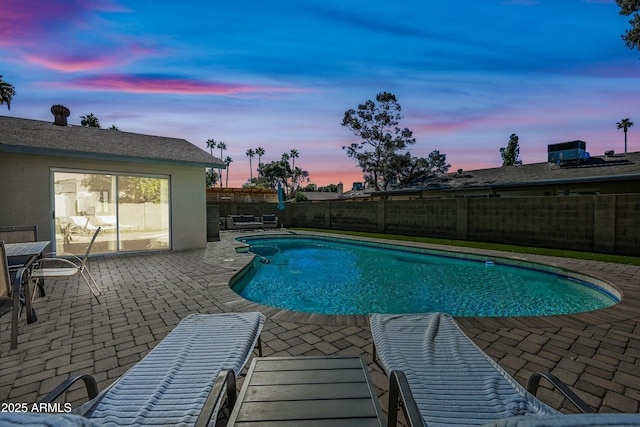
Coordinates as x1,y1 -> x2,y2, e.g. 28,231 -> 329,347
246,148 -> 256,180
256,147 -> 265,175
281,152 -> 291,195
224,156 -> 233,188
217,141 -> 227,188
616,118 -> 634,154
289,149 -> 299,170
0,75 -> 16,111
206,139 -> 216,156
289,149 -> 299,192
80,113 -> 101,128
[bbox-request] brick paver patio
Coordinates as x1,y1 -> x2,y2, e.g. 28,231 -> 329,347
1,230 -> 639,422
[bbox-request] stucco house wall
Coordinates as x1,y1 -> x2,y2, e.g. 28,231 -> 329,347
0,152 -> 207,251
0,114 -> 221,252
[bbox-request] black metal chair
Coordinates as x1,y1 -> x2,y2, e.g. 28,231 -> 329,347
0,241 -> 36,349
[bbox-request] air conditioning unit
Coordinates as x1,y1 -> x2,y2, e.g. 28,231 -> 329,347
548,140 -> 590,165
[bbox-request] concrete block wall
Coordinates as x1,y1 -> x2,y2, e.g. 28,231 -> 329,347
467,197 -> 595,251
329,202 -> 378,232
210,194 -> 640,255
288,203 -> 331,229
384,199 -> 457,237
615,195 -> 640,254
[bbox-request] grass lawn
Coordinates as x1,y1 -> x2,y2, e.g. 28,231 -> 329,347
293,228 -> 640,266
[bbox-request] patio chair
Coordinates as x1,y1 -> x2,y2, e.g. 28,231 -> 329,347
39,312 -> 265,426
0,225 -> 38,270
30,227 -> 102,303
0,241 -> 36,349
370,313 -> 599,427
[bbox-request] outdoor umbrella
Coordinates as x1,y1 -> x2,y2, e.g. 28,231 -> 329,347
277,182 -> 285,210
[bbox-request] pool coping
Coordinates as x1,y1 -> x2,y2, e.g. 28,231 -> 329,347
211,230 -> 640,330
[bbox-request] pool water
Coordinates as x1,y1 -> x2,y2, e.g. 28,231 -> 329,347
231,236 -> 618,316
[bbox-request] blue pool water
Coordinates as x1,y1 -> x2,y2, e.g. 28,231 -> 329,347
231,236 -> 619,317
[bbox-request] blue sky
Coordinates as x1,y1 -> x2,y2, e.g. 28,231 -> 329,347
2,0 -> 639,187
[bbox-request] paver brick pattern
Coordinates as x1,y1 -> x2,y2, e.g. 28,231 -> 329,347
0,230 -> 639,424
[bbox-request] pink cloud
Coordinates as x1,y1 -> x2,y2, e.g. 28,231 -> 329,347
24,55 -> 122,73
23,41 -> 163,72
53,74 -> 306,96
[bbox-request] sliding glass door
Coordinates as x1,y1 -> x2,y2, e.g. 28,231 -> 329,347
53,170 -> 170,255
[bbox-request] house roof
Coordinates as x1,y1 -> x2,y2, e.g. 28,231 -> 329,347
299,189 -> 371,201
374,151 -> 640,195
0,116 -> 224,168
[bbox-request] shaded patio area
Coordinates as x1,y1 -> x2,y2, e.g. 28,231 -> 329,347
1,230 -> 639,421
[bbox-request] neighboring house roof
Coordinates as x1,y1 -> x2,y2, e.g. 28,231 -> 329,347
299,189 -> 371,201
299,192 -> 341,201
0,116 -> 224,167
373,151 -> 640,196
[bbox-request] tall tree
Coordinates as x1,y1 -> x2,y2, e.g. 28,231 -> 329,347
281,152 -> 290,190
500,133 -> 523,166
80,113 -> 101,128
342,91 -> 448,190
217,141 -> 227,188
617,118 -> 634,153
617,0 -> 640,51
291,166 -> 310,194
289,149 -> 299,170
224,156 -> 233,188
0,75 -> 16,110
246,148 -> 256,180
206,139 -> 217,156
289,149 -> 300,191
256,147 -> 265,175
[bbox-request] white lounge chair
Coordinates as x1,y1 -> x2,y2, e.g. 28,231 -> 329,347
370,313 -> 603,427
40,312 -> 265,426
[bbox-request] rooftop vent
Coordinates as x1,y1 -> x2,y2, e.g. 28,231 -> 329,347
51,104 -> 70,126
605,150 -> 615,157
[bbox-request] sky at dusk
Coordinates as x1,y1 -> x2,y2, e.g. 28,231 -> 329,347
2,0 -> 639,188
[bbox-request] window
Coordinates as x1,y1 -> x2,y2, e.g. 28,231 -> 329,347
53,170 -> 170,255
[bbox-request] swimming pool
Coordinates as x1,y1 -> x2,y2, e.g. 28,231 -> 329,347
231,235 -> 619,316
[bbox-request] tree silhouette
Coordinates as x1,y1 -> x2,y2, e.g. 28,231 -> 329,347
80,113 -> 101,128
617,0 -> 640,51
246,148 -> 256,180
342,91 -> 448,190
256,147 -> 265,175
224,156 -> 233,188
206,139 -> 216,155
617,118 -> 634,153
217,141 -> 227,188
0,75 -> 16,110
500,133 -> 523,166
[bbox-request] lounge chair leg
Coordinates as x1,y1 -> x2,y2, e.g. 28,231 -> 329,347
527,372 -> 594,413
195,370 -> 237,427
388,371 -> 424,427
40,374 -> 99,404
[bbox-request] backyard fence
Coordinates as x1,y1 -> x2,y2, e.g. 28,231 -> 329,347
209,194 -> 640,256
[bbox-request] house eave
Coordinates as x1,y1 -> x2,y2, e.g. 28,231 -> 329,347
0,144 -> 226,169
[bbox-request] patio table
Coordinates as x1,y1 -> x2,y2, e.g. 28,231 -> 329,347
226,355 -> 385,426
5,240 -> 50,324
